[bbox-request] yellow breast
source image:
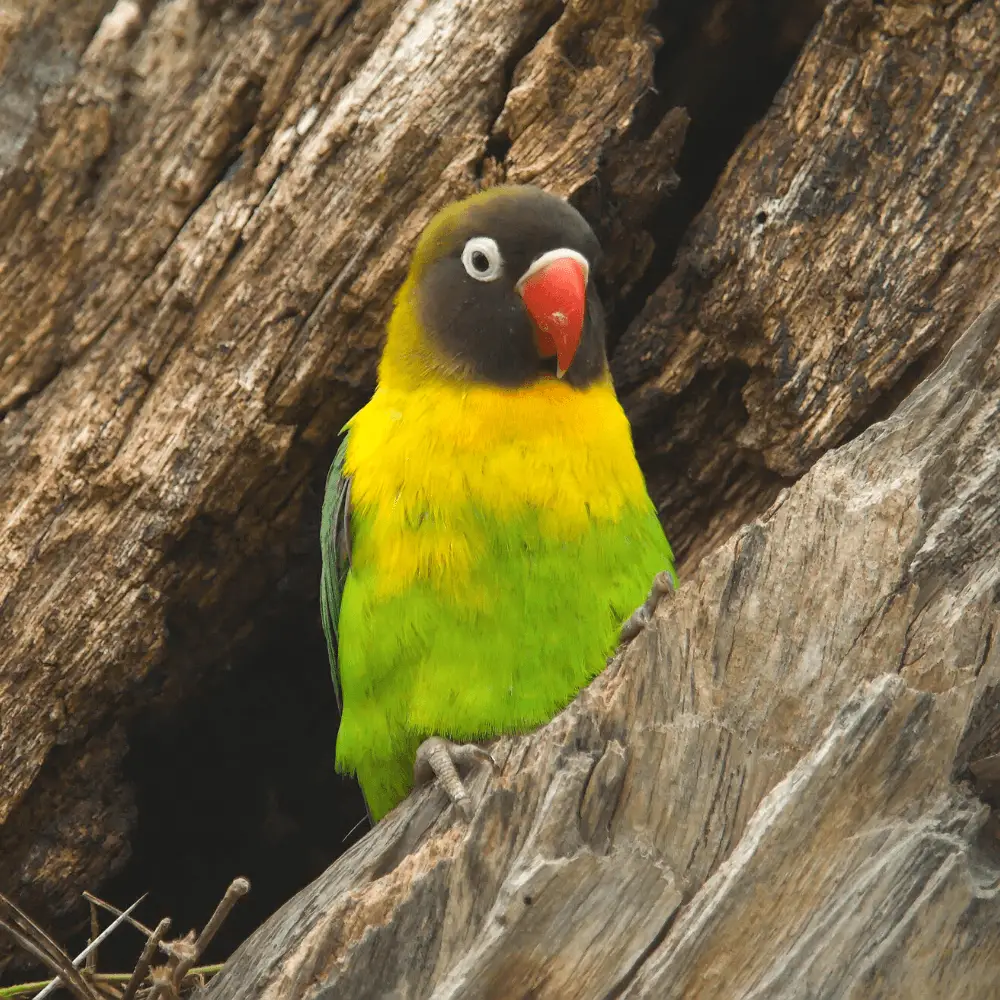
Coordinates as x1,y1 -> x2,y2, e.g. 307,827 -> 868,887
344,369 -> 650,600
347,371 -> 647,516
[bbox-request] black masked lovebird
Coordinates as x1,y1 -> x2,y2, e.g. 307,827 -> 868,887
321,185 -> 675,821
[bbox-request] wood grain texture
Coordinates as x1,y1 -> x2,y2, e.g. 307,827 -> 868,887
199,294 -> 1000,998
616,0 -> 1000,569
0,0 -> 679,931
1,0 -> 998,962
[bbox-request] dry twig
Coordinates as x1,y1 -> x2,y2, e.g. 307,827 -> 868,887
122,917 -> 171,1000
85,902 -> 99,976
170,879 -> 250,989
0,878 -> 246,1000
33,897 -> 145,1000
0,892 -> 101,1000
82,894 -> 156,941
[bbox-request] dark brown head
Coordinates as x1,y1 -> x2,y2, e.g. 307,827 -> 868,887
386,186 -> 607,389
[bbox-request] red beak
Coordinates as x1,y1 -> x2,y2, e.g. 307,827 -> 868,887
516,250 -> 589,377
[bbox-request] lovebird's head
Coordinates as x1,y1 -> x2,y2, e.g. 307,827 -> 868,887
382,186 -> 607,389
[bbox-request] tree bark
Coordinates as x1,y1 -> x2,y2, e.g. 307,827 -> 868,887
1,0 -> 686,933
0,0 -> 998,978
615,0 -> 1000,568
201,294 -> 1000,998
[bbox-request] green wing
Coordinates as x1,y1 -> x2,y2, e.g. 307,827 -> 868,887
320,435 -> 351,712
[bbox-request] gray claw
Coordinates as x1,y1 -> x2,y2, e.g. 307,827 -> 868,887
414,736 -> 496,819
620,570 -> 675,643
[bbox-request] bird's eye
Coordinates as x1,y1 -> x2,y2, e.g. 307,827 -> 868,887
461,237 -> 503,282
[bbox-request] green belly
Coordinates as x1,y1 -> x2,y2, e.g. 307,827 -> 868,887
335,502 -> 673,820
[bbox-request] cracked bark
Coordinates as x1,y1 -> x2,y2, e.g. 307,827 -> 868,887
615,0 -> 1000,568
201,296 -> 1000,998
1,0 -> 999,988
1,0 -> 681,939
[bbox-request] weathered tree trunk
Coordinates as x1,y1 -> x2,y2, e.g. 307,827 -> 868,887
0,0 -> 691,939
616,0 -> 1000,567
1,0 -> 998,986
200,293 -> 1000,997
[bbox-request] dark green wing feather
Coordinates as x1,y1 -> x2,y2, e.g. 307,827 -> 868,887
320,435 -> 352,712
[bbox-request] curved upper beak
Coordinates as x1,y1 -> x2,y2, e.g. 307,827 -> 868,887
516,249 -> 590,378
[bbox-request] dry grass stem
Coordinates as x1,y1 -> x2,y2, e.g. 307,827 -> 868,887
0,892 -> 101,1000
0,878 -> 245,1000
34,897 -> 145,1000
82,895 -> 156,942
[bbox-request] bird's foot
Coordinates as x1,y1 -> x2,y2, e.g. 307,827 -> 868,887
413,736 -> 497,820
620,570 -> 675,643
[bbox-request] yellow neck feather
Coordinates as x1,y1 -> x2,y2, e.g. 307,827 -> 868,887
348,342 -> 648,523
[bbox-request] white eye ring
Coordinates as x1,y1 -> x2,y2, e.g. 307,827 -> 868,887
461,237 -> 503,282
